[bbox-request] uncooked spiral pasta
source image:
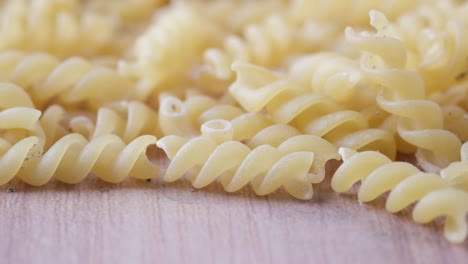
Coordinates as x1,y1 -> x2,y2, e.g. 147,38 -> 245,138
69,100 -> 161,143
196,14 -> 302,94
345,10 -> 462,172
0,0 -> 116,57
394,0 -> 468,94
157,119 -> 319,200
332,147 -> 468,243
0,82 -> 46,144
441,142 -> 468,191
0,50 -> 146,109
229,61 -> 396,159
0,133 -> 158,186
0,0 -> 466,245
119,2 -> 222,96
287,52 -> 377,108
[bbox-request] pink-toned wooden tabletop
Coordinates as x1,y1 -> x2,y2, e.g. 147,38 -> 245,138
1,160 -> 467,264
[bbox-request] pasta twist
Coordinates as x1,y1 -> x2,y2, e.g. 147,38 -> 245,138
161,96 -> 341,182
287,52 -> 374,107
0,0 -> 116,57
332,147 -> 468,243
0,51 -> 144,109
345,10 -> 462,172
395,0 -> 468,93
157,93 -> 342,183
229,61 -> 396,159
0,83 -> 40,130
0,133 -> 158,186
157,119 -> 323,200
0,82 -> 46,144
441,142 -> 468,191
119,2 -> 221,94
70,100 -> 161,143
185,0 -> 287,33
196,14 -> 308,94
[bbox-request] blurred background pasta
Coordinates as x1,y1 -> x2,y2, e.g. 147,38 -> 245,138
0,0 -> 466,243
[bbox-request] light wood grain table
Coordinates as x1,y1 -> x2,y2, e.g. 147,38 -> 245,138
1,159 -> 467,264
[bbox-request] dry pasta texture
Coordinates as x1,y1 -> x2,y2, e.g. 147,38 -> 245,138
0,133 -> 158,186
229,61 -> 396,159
0,0 -> 116,57
156,119 -> 335,200
0,50 -> 145,108
332,147 -> 468,244
345,10 -> 462,172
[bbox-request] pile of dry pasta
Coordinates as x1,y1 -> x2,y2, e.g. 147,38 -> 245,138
0,0 -> 467,243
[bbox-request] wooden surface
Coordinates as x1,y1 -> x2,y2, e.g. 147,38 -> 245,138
0,160 -> 467,264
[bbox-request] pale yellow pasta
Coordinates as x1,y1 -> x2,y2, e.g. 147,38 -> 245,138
0,0 -> 466,245
0,82 -> 46,144
229,61 -> 396,159
184,0 -> 287,33
196,14 -> 304,94
287,52 -> 374,107
156,120 -> 317,200
441,142 -> 468,191
346,10 -> 462,172
0,0 -> 116,57
68,100 -> 161,143
288,0 -> 419,26
119,2 -> 222,93
0,133 -> 158,186
394,0 -> 468,93
332,147 -> 468,243
0,50 -> 145,109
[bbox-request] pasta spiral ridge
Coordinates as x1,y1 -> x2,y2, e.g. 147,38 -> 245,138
0,0 -> 116,57
0,82 -> 46,144
287,52 -> 370,106
0,50 -> 142,108
229,61 -> 396,159
0,82 -> 40,130
395,0 -> 468,93
332,147 -> 468,243
196,14 -> 300,94
119,2 -> 222,94
0,133 -> 158,186
345,10 -> 462,172
69,100 -> 161,143
157,120 -> 319,200
157,94 -> 341,183
441,142 -> 468,191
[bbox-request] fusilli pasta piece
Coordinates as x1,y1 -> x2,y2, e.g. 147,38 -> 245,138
0,0 -> 116,57
229,61 -> 396,159
0,133 -> 158,186
346,10 -> 462,172
0,51 -> 145,109
69,100 -> 161,143
157,119 -> 318,200
441,142 -> 468,191
287,52 -> 377,108
0,82 -> 46,144
395,0 -> 468,93
196,14 -> 301,94
332,147 -> 468,243
119,2 -> 222,95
